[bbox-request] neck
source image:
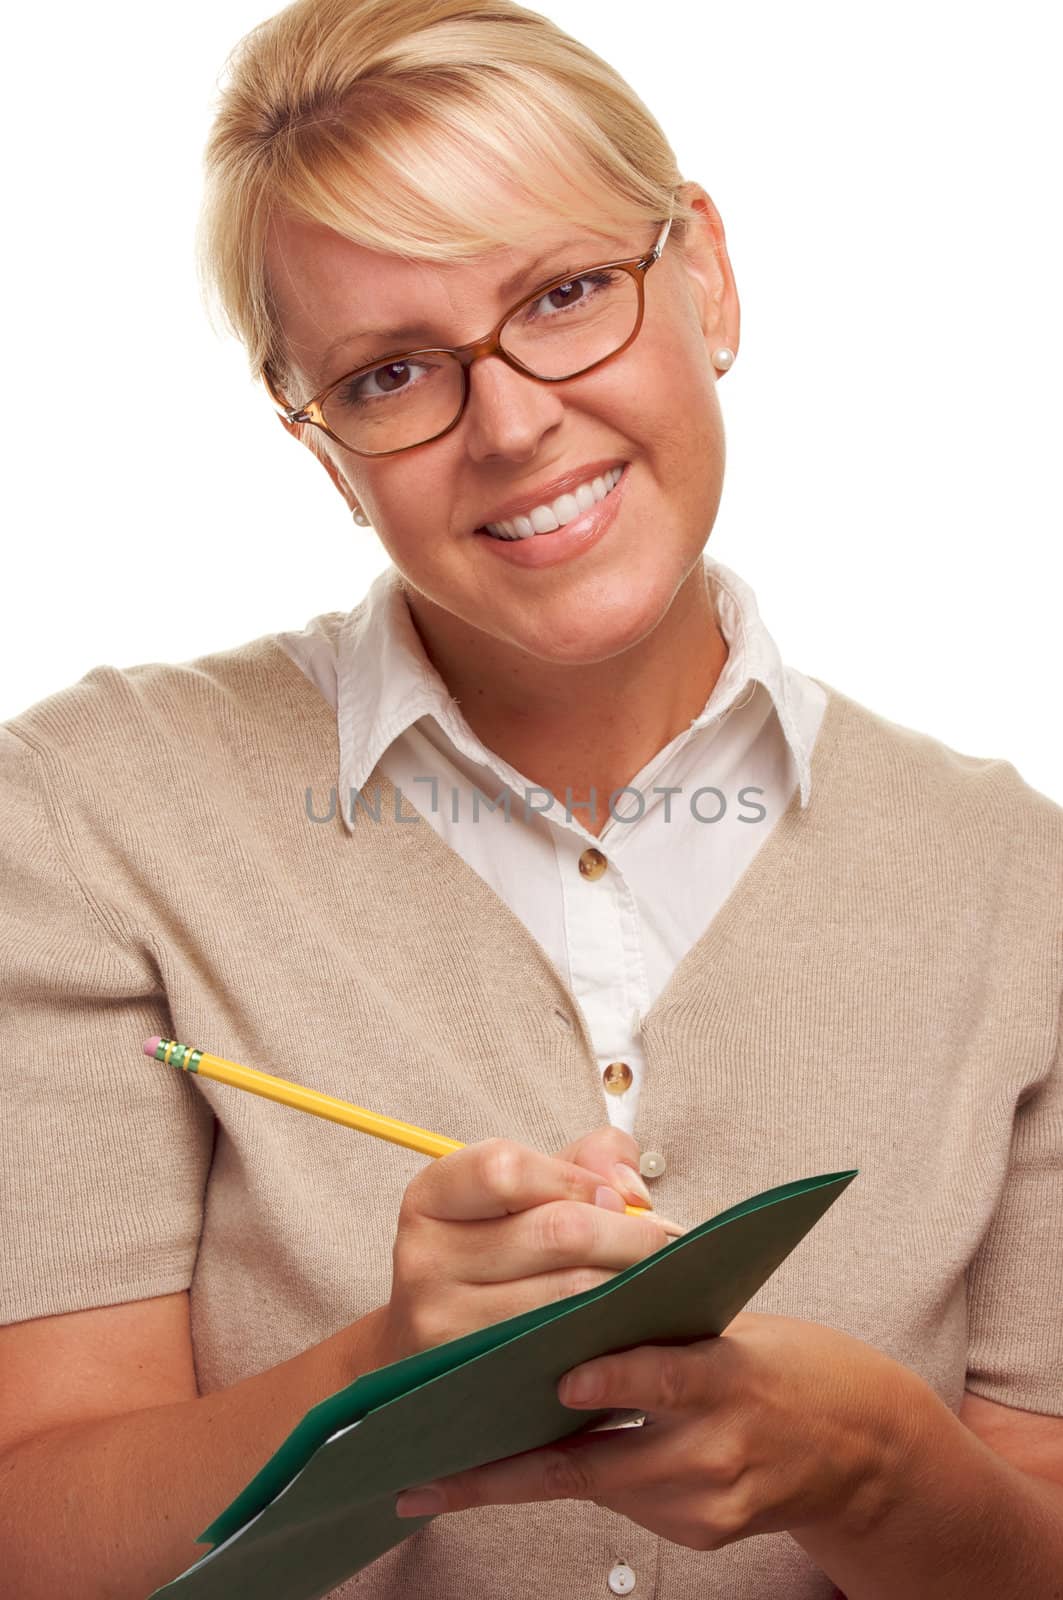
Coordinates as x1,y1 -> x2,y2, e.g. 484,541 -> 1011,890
404,563 -> 729,837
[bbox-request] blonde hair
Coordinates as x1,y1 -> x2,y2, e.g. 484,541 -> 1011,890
198,0 -> 696,385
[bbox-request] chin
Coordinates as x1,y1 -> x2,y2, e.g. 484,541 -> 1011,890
518,584 -> 677,667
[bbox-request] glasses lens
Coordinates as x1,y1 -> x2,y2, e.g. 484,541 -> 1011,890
320,354 -> 465,454
500,269 -> 640,379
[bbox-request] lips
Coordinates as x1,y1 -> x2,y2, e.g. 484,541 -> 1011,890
474,455 -> 630,568
472,458 -> 628,533
484,466 -> 624,539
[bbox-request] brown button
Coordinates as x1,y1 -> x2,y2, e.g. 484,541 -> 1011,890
578,847 -> 608,881
602,1061 -> 633,1094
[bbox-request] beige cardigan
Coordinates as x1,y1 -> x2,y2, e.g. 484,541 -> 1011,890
2,617 -> 1061,1598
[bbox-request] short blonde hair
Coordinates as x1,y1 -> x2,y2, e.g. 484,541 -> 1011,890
198,0 -> 696,384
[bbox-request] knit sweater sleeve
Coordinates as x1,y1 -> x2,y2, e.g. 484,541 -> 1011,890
0,725 -> 216,1323
963,985 -> 1063,1414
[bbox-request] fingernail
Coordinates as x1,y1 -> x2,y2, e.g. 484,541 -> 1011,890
651,1214 -> 688,1238
396,1487 -> 445,1517
614,1162 -> 654,1206
594,1184 -> 625,1212
560,1368 -> 600,1405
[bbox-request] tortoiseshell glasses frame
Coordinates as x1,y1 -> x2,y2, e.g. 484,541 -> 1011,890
261,216 -> 672,458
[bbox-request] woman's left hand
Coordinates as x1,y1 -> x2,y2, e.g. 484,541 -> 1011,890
394,1311 -> 928,1550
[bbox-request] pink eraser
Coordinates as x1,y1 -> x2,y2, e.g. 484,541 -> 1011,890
143,1036 -> 162,1056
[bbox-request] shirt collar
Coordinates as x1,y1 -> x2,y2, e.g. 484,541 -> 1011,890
332,552 -> 813,834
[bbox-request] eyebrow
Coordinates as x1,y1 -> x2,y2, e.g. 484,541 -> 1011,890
313,242 -> 611,380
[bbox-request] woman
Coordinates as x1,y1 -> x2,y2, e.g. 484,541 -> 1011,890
1,0 -> 1060,1596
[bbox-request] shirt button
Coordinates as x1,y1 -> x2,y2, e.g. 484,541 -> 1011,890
578,847 -> 608,881
607,1562 -> 636,1594
602,1062 -> 633,1094
639,1150 -> 666,1178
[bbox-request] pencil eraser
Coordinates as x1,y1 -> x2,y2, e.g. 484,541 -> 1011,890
143,1036 -> 162,1057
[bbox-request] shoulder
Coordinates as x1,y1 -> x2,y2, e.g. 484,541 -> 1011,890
1,613 -> 346,778
810,675 -> 1063,835
807,677 -> 1063,925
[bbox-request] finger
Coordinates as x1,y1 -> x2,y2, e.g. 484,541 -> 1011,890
557,1125 -> 640,1171
436,1197 -> 676,1285
408,1138 -> 618,1223
558,1341 -> 727,1413
556,1127 -> 648,1202
394,1425 -> 639,1516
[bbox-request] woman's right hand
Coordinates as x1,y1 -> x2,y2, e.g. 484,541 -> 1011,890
377,1135 -> 674,1363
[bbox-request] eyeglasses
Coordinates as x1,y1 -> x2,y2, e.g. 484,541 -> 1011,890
262,217 -> 672,457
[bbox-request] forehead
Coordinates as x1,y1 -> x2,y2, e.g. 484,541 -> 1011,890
267,210 -> 640,382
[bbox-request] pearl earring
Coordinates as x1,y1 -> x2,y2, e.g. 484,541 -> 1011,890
351,506 -> 370,526
712,348 -> 735,372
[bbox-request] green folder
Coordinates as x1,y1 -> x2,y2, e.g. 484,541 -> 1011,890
150,1169 -> 857,1599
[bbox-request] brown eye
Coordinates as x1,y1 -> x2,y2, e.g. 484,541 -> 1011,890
520,271 -> 620,327
336,359 -> 424,408
375,362 -> 413,392
547,280 -> 585,309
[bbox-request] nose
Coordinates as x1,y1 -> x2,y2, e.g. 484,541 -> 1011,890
460,353 -> 566,465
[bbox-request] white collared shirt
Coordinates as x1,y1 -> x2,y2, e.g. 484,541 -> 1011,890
276,553 -> 827,1136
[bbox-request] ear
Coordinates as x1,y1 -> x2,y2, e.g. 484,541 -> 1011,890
672,181 -> 741,367
262,366 -> 363,517
298,425 -> 362,515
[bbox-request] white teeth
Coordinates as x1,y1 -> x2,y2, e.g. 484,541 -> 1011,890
529,504 -> 560,534
484,465 -> 623,539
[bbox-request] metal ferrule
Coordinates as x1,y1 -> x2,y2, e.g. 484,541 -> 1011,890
156,1037 -> 203,1074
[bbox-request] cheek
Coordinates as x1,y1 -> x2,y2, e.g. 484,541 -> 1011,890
632,337 -> 726,535
355,463 -> 452,550
625,327 -> 721,450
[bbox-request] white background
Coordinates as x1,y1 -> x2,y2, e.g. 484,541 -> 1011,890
4,1 -> 1060,801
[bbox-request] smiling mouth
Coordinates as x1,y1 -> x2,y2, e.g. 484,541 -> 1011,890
478,465 -> 626,540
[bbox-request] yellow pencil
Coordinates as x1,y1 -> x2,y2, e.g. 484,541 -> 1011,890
143,1036 -> 676,1228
